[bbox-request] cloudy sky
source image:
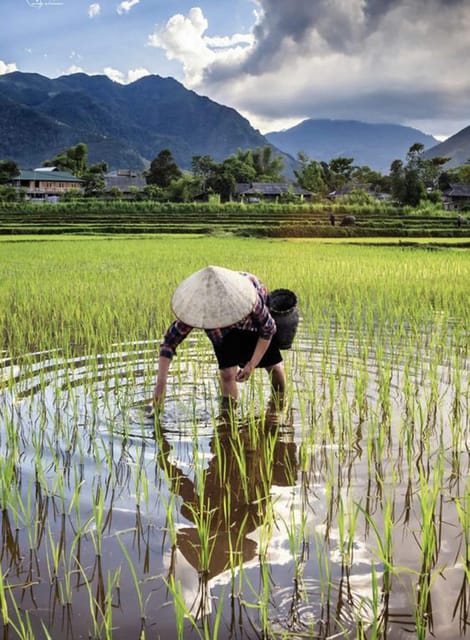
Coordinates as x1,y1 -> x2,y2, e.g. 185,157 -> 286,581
1,0 -> 469,139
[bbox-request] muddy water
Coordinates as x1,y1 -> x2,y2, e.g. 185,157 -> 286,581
0,325 -> 469,639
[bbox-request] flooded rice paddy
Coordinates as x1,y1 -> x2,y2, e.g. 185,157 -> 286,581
1,320 -> 469,639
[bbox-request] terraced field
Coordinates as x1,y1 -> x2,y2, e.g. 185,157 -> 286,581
0,200 -> 469,237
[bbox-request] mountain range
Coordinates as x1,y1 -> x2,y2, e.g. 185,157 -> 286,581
0,71 -> 274,171
266,119 -> 438,174
0,71 -> 468,174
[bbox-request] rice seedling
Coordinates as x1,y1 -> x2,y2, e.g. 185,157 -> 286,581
0,235 -> 469,638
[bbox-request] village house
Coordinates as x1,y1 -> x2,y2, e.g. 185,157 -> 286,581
442,183 -> 470,211
235,182 -> 313,202
12,167 -> 84,201
103,169 -> 147,197
327,184 -> 391,202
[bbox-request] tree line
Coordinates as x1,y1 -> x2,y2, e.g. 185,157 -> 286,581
1,141 -> 470,206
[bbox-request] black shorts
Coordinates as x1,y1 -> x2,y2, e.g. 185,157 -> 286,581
213,329 -> 283,370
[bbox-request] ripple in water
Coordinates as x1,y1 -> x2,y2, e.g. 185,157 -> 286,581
269,575 -> 377,639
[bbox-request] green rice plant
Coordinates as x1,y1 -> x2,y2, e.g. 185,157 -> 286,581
357,496 -> 395,598
0,565 -> 10,630
337,496 -> 361,569
90,482 -> 106,557
117,536 -> 148,627
75,555 -> 121,640
413,456 -> 444,638
0,235 -> 469,638
163,573 -> 189,640
133,452 -> 150,512
454,479 -> 470,568
367,563 -> 384,640
162,572 -> 207,640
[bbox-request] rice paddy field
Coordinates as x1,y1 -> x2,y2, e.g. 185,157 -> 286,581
0,234 -> 469,639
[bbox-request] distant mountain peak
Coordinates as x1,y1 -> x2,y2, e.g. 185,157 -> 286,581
423,125 -> 470,168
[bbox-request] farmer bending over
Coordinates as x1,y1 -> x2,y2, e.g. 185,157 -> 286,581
152,265 -> 286,411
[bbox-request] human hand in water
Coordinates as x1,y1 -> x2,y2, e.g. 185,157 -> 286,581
146,382 -> 166,417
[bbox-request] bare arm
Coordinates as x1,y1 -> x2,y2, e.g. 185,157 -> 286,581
152,355 -> 171,408
152,320 -> 193,410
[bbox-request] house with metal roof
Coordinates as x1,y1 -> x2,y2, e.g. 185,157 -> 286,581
103,170 -> 147,196
12,168 -> 84,201
235,182 -> 312,202
442,183 -> 470,211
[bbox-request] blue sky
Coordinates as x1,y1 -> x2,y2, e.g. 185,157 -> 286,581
2,0 -> 470,139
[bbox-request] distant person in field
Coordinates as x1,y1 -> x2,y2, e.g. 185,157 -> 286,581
152,266 -> 286,411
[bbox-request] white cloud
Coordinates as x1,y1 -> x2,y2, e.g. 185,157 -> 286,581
103,66 -> 125,83
117,0 -> 139,15
0,60 -> 18,75
149,1 -> 470,138
66,65 -> 85,74
88,3 -> 100,18
103,66 -> 150,84
148,7 -> 253,86
127,67 -> 150,83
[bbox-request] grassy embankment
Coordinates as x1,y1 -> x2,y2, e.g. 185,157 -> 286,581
0,200 -> 469,238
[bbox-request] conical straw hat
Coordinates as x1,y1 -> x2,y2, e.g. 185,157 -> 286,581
171,266 -> 257,329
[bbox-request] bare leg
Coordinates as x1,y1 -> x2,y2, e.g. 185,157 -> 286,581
219,366 -> 239,402
266,362 -> 286,409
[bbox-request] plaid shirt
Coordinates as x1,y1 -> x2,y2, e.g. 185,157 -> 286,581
159,272 -> 276,359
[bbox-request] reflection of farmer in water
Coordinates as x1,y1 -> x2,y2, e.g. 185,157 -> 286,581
152,266 -> 288,411
156,405 -> 298,617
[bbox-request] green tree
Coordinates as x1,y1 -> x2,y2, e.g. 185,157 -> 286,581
402,168 -> 426,206
212,158 -> 257,200
351,165 -> 387,191
235,148 -> 254,167
405,143 -> 425,170
251,145 -> 284,181
44,143 -> 89,176
390,156 -> 426,206
143,184 -> 165,200
390,159 -> 406,203
191,155 -> 215,195
389,144 -> 448,206
146,149 -> 182,188
328,157 -> 356,190
439,160 -> 470,190
421,156 -> 450,189
0,159 -> 20,184
294,154 -> 328,195
0,185 -> 23,202
107,187 -> 123,199
192,155 -> 215,179
82,161 -> 107,197
165,175 -> 203,202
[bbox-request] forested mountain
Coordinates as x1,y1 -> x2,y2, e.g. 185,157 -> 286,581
266,119 -> 438,173
423,125 -> 470,167
0,71 -> 281,171
2,71 -> 467,175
